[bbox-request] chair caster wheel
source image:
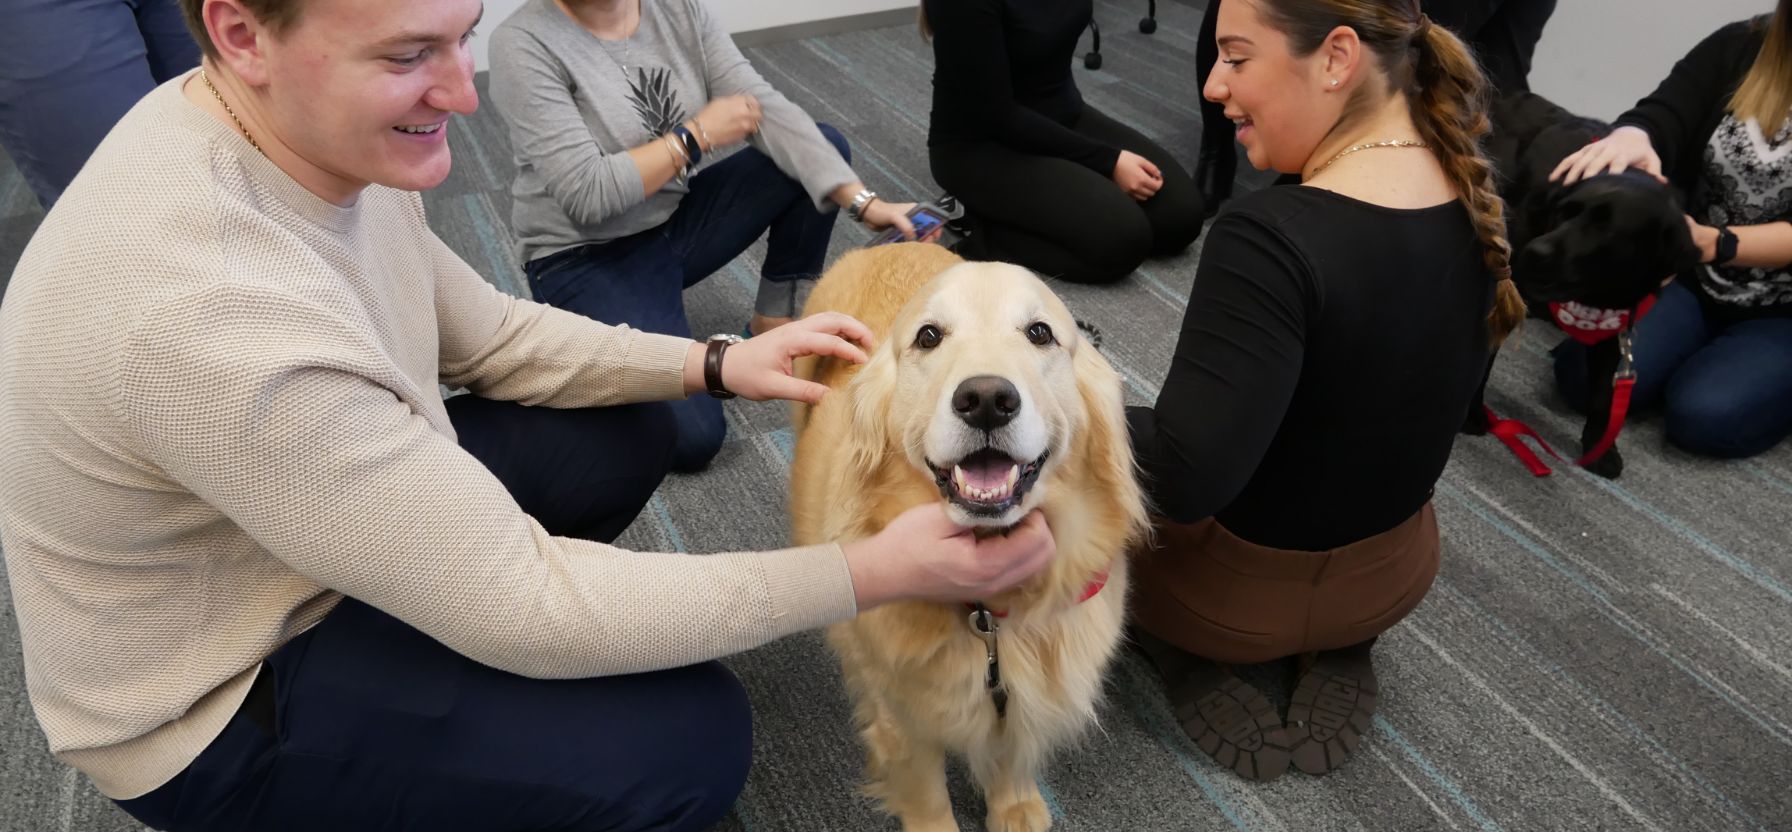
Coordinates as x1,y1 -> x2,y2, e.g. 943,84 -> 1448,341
1139,18 -> 1157,34
1084,51 -> 1103,70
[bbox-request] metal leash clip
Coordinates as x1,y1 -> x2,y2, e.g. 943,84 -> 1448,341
968,603 -> 1009,719
1616,329 -> 1637,380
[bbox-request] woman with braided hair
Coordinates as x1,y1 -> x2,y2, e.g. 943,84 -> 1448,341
1127,0 -> 1525,781
1191,0 -> 1557,213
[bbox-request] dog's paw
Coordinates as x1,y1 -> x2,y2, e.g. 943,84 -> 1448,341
986,797 -> 1052,832
1581,445 -> 1624,479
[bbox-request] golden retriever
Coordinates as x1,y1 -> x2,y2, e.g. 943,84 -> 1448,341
789,243 -> 1148,832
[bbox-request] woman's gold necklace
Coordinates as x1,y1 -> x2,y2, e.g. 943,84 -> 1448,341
199,69 -> 263,155
1310,138 -> 1428,176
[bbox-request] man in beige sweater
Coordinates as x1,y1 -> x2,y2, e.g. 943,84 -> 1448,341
0,0 -> 1056,829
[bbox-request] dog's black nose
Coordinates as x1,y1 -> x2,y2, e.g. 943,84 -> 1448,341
952,375 -> 1021,431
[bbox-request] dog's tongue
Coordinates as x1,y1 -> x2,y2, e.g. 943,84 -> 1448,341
959,451 -> 1016,491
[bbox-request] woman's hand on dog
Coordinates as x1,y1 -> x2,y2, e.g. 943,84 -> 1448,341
841,505 -> 1057,610
682,312 -> 875,403
1550,126 -> 1665,185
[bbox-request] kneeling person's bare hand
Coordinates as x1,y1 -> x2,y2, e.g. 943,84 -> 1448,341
843,505 -> 1056,609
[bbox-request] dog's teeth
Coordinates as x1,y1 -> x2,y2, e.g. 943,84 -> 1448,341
953,466 -> 967,492
1005,465 -> 1019,488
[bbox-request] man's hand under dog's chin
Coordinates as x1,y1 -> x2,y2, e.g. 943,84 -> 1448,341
841,505 -> 1056,611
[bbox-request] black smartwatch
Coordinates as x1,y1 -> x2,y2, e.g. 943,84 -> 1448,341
672,125 -> 703,167
1714,225 -> 1740,265
704,333 -> 743,399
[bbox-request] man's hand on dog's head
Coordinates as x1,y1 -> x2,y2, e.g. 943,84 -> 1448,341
682,311 -> 877,404
841,505 -> 1056,610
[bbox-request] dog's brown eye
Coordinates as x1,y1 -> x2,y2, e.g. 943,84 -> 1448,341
1026,322 -> 1055,346
915,324 -> 943,349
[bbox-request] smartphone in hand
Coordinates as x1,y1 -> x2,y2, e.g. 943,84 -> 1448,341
868,204 -> 950,246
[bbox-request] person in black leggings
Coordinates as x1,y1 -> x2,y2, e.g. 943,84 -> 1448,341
1193,0 -> 1559,212
923,0 -> 1204,285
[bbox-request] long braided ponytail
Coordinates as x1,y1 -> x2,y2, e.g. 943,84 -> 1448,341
1408,15 -> 1526,344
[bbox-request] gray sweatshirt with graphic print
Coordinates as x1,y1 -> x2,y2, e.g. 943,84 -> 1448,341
489,0 -> 858,264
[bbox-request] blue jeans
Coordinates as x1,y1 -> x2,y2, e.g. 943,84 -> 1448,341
0,0 -> 199,208
114,396 -> 755,832
525,124 -> 850,472
1553,280 -> 1792,458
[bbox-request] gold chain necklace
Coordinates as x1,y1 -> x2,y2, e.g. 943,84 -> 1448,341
199,69 -> 263,155
1311,138 -> 1428,176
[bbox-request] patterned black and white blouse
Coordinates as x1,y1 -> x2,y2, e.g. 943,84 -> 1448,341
1698,113 -> 1792,308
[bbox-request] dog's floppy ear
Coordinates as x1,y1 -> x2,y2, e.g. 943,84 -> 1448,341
842,337 -> 900,476
1071,334 -> 1150,544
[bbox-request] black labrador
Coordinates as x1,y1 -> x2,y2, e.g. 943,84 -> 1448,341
1464,92 -> 1702,478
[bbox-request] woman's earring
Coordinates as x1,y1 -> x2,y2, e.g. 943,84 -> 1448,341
1329,78 -> 1339,87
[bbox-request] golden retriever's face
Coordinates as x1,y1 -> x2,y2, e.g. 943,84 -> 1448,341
851,263 -> 1089,528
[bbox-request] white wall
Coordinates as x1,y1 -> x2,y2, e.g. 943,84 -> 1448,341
1528,0 -> 1775,121
472,0 -> 911,71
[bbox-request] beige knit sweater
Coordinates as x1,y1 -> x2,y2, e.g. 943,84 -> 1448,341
0,73 -> 856,800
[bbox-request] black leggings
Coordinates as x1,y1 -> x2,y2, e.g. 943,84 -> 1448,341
930,106 -> 1204,285
1196,0 -> 1559,170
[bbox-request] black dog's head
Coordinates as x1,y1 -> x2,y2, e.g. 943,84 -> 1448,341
1513,170 -> 1702,310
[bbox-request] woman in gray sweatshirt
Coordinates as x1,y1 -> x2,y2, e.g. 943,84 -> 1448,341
490,0 -> 926,471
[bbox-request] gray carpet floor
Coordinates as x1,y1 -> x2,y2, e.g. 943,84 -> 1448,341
4,2 -> 1791,830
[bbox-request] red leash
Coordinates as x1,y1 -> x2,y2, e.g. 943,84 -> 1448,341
1486,302 -> 1648,476
1573,329 -> 1637,467
1483,406 -> 1565,477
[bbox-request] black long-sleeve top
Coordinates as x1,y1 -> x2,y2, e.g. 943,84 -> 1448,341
922,0 -> 1120,176
1613,18 -> 1766,208
1128,187 -> 1494,551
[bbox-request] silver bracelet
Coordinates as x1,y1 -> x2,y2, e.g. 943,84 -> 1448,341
664,133 -> 691,167
691,118 -> 714,151
847,188 -> 878,223
663,134 -> 691,186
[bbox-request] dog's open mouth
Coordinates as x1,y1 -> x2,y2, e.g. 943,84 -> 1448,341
929,448 -> 1050,517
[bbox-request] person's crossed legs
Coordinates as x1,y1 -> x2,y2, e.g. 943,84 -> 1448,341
526,124 -> 851,472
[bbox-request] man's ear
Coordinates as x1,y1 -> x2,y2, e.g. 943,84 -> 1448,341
205,0 -> 276,86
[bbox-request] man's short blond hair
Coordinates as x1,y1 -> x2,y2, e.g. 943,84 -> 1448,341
179,0 -> 307,60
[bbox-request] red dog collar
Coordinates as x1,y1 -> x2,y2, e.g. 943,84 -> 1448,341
1548,294 -> 1656,345
967,570 -> 1109,619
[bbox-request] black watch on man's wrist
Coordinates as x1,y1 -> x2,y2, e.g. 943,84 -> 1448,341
704,334 -> 744,399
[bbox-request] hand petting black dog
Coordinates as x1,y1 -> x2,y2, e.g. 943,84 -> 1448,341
1465,92 -> 1702,479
